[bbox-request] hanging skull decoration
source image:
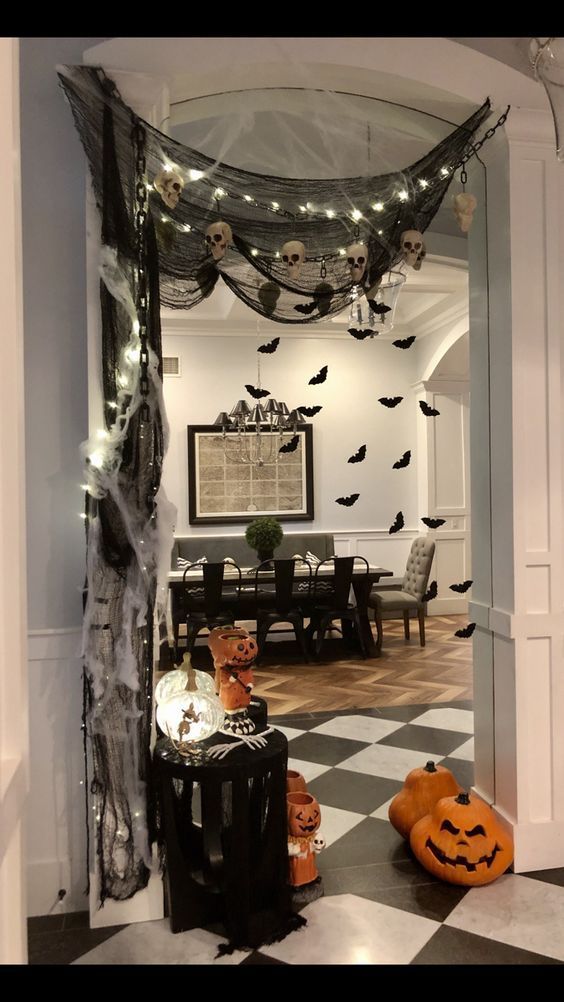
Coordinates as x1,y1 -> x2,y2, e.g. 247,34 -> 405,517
400,230 -> 425,269
153,169 -> 185,210
205,221 -> 233,261
413,243 -> 426,271
346,243 -> 368,284
281,240 -> 306,280
452,193 -> 478,233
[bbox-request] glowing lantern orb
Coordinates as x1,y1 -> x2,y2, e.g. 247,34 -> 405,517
155,664 -> 215,704
157,689 -> 224,746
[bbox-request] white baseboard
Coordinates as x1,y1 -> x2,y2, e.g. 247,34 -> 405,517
27,857 -> 88,917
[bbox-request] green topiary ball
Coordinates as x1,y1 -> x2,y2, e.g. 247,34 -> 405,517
245,517 -> 284,560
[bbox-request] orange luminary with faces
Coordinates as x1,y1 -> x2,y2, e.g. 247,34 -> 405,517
208,626 -> 257,711
287,791 -> 323,887
410,791 -> 514,886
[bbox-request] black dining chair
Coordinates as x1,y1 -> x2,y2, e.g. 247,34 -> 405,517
181,561 -> 242,657
307,555 -> 370,659
253,558 -> 312,663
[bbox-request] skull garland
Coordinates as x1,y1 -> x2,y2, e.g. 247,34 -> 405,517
400,230 -> 425,270
281,240 -> 306,281
153,169 -> 185,210
452,193 -> 478,233
346,242 -> 368,284
205,221 -> 233,262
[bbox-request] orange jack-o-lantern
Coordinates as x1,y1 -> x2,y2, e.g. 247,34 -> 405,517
286,770 -> 308,794
208,627 -> 257,710
410,791 -> 514,886
287,792 -> 321,888
287,792 -> 321,838
389,761 -> 461,840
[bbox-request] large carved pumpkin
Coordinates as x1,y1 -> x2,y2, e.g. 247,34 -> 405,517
410,792 -> 514,886
287,792 -> 321,838
389,761 -> 460,839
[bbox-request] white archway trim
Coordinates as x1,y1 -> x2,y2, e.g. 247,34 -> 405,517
421,317 -> 469,384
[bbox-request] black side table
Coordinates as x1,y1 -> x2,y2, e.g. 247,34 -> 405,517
154,727 -> 297,950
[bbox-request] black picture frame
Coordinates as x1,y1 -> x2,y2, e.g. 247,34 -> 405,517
187,424 -> 314,525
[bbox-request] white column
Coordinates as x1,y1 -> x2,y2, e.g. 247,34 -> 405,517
0,38 -> 29,964
470,108 -> 564,871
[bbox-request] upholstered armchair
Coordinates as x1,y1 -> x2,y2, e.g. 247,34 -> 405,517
368,536 -> 435,648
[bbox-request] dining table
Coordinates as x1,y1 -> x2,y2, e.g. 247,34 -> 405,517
168,562 -> 393,658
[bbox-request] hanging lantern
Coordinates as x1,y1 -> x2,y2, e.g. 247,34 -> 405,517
348,271 -> 405,335
531,38 -> 564,160
156,657 -> 224,755
155,651 -> 215,704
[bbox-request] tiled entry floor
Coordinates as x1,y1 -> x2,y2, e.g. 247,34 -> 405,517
28,701 -> 564,965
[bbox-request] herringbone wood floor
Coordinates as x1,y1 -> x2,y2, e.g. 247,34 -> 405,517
186,615 -> 472,717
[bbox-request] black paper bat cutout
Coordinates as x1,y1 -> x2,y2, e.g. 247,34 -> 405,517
379,396 -> 403,408
348,327 -> 373,340
245,384 -> 270,399
335,493 -> 360,507
389,511 -> 405,534
393,450 -> 411,469
419,401 -> 441,417
279,435 -> 299,454
348,444 -> 367,464
455,623 -> 476,639
423,580 -> 438,602
257,337 -> 280,354
393,336 -> 416,350
421,517 -> 446,529
309,365 -> 328,385
298,405 -> 322,417
450,580 -> 473,593
294,302 -> 317,315
367,299 -> 391,315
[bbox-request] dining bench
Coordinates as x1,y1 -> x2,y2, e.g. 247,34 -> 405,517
171,532 -> 335,569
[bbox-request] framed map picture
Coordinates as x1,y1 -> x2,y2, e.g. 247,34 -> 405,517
187,424 -> 314,525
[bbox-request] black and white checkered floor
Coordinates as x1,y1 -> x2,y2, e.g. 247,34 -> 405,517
28,700 -> 564,965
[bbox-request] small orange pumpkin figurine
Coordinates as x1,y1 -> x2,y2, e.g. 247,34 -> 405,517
410,791 -> 514,886
389,761 -> 460,839
287,792 -> 324,887
208,626 -> 257,710
287,770 -> 308,794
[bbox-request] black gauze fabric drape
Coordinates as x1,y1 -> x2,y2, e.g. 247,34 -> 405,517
58,63 -> 492,905
60,66 -> 491,326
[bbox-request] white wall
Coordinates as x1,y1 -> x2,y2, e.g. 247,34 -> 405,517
162,331 -> 419,543
20,37 -> 109,917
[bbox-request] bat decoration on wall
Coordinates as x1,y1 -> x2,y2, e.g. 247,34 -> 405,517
279,434 -> 299,454
367,300 -> 391,315
389,511 -> 405,534
257,337 -> 280,354
421,517 -> 446,529
393,450 -> 411,469
455,623 -> 476,639
309,365 -> 328,385
298,405 -> 322,417
450,580 -> 473,593
379,396 -> 403,408
335,493 -> 360,507
422,580 -> 438,602
348,444 -> 367,464
419,401 -> 441,416
294,302 -> 317,315
348,328 -> 373,340
393,336 -> 416,350
245,384 -> 270,399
